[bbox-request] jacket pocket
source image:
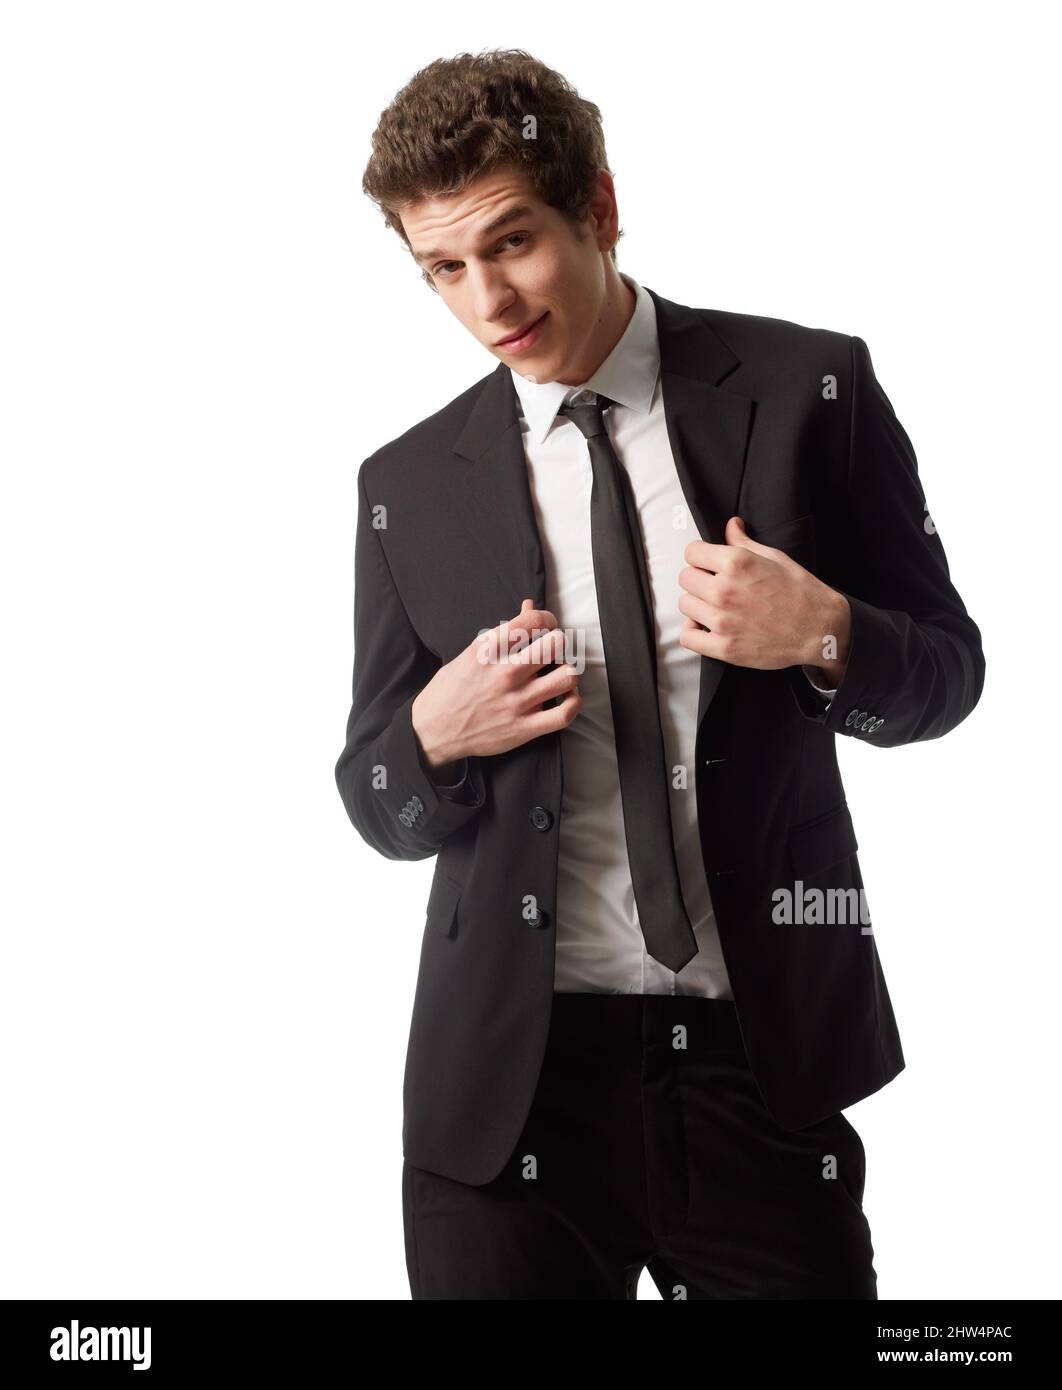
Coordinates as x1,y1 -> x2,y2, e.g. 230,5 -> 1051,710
788,801 -> 859,876
425,871 -> 463,939
752,511 -> 817,568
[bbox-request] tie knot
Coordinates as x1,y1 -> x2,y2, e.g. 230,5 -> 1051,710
559,393 -> 614,440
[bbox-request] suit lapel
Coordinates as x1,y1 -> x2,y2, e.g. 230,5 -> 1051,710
450,285 -> 755,727
451,366 -> 545,624
648,288 -> 755,723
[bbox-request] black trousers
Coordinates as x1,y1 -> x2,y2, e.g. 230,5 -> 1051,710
402,992 -> 877,1299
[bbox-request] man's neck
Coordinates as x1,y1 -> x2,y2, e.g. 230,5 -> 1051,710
556,270 -> 637,386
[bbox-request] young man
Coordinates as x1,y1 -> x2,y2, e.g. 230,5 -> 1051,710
335,50 -> 985,1299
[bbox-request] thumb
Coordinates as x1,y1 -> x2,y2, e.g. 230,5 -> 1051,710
479,602 -> 536,663
506,598 -> 558,639
725,514 -> 773,555
505,598 -> 559,656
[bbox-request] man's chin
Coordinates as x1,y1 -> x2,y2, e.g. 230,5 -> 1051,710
521,348 -> 562,381
495,354 -> 554,385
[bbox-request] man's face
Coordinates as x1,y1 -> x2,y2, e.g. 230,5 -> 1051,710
399,165 -> 617,384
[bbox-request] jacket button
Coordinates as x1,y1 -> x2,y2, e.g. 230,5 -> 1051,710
529,806 -> 554,832
526,907 -> 549,929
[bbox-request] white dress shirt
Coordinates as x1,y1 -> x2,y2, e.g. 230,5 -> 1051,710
507,273 -> 834,997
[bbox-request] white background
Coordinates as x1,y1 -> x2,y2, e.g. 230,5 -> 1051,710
1,0 -> 1057,1300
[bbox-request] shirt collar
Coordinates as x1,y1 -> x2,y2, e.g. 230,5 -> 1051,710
508,272 -> 660,446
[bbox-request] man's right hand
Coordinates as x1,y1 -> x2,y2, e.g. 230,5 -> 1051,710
411,599 -> 581,770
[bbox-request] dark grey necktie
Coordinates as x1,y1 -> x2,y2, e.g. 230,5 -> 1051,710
559,393 -> 699,974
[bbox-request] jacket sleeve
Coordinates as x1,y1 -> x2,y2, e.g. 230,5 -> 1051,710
334,459 -> 486,860
788,334 -> 986,745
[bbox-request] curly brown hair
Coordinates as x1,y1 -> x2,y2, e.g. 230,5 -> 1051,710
362,49 -> 622,289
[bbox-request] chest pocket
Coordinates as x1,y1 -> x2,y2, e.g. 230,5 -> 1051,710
750,512 -> 817,570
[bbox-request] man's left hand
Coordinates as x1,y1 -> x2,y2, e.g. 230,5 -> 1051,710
677,515 -> 851,684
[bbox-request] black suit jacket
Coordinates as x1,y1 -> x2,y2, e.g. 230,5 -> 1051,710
335,286 -> 986,1185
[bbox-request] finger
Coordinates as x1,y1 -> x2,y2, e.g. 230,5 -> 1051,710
683,538 -> 741,572
514,625 -> 569,669
677,562 -> 717,599
677,592 -> 721,630
522,682 -> 582,736
505,605 -> 558,632
516,660 -> 579,709
491,608 -> 558,661
678,623 -> 731,660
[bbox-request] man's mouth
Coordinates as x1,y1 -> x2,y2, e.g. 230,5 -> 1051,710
495,311 -> 549,351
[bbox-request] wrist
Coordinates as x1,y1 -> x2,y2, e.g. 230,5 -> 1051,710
411,690 -> 463,772
802,586 -> 852,683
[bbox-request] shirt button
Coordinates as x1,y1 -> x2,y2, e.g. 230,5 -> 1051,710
525,907 -> 549,929
529,806 -> 554,832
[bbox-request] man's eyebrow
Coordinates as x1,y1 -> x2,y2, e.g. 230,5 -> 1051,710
412,204 -> 535,266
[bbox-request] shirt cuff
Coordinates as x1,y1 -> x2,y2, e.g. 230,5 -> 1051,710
801,664 -> 838,701
426,758 -> 479,804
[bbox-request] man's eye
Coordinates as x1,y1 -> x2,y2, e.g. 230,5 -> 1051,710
433,234 -> 529,279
